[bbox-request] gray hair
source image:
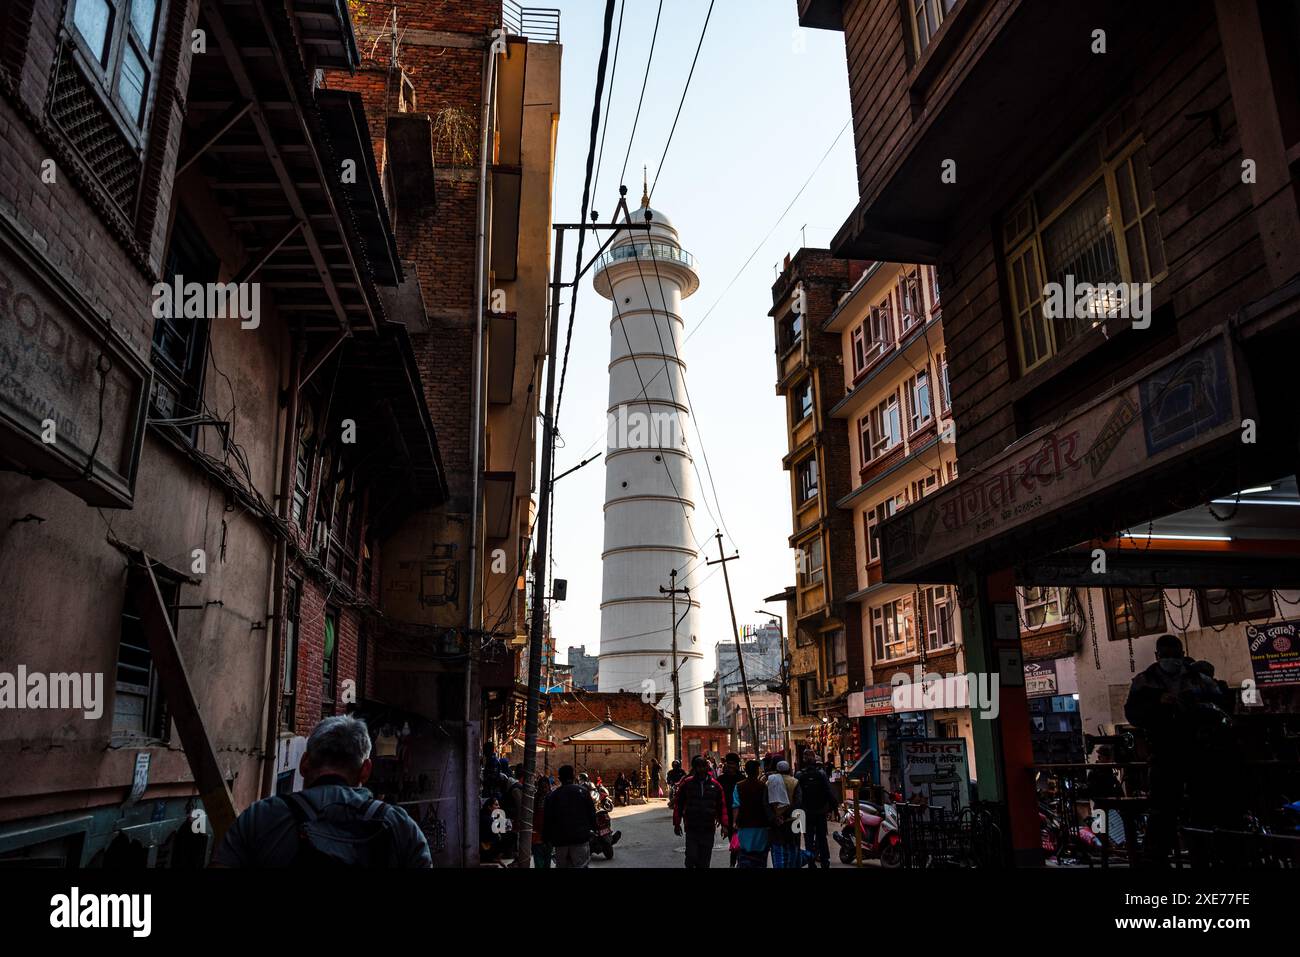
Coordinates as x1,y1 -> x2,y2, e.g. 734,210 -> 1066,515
305,715 -> 372,771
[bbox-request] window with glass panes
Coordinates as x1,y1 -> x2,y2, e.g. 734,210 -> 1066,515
1106,587 -> 1166,641
150,214 -> 215,439
865,496 -> 901,563
321,608 -> 339,717
899,270 -> 921,335
923,586 -> 954,650
825,629 -> 848,676
797,456 -> 818,505
872,597 -> 917,661
793,378 -> 814,422
861,393 -> 902,463
850,322 -> 869,378
908,0 -> 957,58
1198,588 -> 1273,626
114,574 -> 175,740
904,369 -> 932,433
66,0 -> 163,137
910,472 -> 938,503
1003,122 -> 1165,373
1020,586 -> 1065,629
280,580 -> 301,732
869,300 -> 894,354
799,535 -> 824,587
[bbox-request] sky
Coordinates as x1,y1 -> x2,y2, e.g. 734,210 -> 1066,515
541,0 -> 858,678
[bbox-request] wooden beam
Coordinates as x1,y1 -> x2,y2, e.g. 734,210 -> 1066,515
127,556 -> 238,845
231,218 -> 302,285
176,100 -> 252,176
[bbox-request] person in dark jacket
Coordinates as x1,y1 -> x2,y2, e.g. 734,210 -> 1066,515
732,759 -> 772,868
672,756 -> 728,868
716,753 -> 745,867
1124,634 -> 1225,864
796,751 -> 834,868
543,764 -> 596,868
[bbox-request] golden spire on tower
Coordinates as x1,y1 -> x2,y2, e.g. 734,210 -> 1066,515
641,165 -> 650,209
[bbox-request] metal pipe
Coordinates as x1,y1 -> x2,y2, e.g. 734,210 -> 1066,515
463,32 -> 500,869
261,334 -> 304,798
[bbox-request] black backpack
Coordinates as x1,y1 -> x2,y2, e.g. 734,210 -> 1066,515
278,792 -> 397,867
798,769 -> 830,813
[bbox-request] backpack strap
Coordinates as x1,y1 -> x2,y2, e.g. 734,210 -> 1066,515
279,792 -> 318,823
361,799 -> 387,822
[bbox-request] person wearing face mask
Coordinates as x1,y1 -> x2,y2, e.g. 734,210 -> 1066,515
1124,634 -> 1224,865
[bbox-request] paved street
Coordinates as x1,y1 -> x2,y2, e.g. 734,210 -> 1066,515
591,799 -> 859,869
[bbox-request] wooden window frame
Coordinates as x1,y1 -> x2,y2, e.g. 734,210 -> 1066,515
62,0 -> 164,149
1020,586 -> 1065,630
863,392 -> 902,464
904,368 -> 933,435
923,585 -> 953,650
1003,130 -> 1168,374
1197,588 -> 1274,627
796,455 -> 819,506
1105,587 -> 1166,642
793,377 -> 814,423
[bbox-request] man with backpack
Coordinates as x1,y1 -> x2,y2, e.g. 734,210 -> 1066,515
796,750 -> 834,869
213,715 -> 431,867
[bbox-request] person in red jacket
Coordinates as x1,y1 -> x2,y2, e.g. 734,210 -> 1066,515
672,756 -> 729,868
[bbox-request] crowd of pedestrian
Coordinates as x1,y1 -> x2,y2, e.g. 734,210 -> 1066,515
669,750 -> 839,868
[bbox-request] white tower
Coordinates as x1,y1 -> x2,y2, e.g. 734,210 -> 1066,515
593,185 -> 705,727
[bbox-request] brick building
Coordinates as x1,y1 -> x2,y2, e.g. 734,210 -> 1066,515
767,250 -> 867,762
0,0 -> 561,869
0,0 -> 441,865
802,0 -> 1300,862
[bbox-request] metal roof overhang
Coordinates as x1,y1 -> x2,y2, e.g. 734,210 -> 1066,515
831,0 -> 1155,264
316,88 -> 403,286
191,0 -> 381,335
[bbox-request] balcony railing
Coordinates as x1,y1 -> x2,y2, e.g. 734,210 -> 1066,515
596,241 -> 696,274
502,2 -> 560,43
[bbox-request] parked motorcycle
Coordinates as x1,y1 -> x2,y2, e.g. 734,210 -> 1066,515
833,799 -> 902,867
591,782 -> 614,813
590,808 -> 622,860
1039,799 -> 1102,864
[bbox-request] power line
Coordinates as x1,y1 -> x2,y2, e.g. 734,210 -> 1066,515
590,0 -> 626,206
647,0 -> 716,201
685,119 -> 851,344
617,0 -> 664,191
555,0 -> 621,429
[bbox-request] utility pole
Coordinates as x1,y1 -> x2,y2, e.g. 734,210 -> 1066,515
513,215 -> 651,866
708,531 -> 762,761
660,569 -> 689,764
757,609 -> 793,760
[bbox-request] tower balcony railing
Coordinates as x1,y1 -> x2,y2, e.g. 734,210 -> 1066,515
502,2 -> 561,42
596,242 -> 696,274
